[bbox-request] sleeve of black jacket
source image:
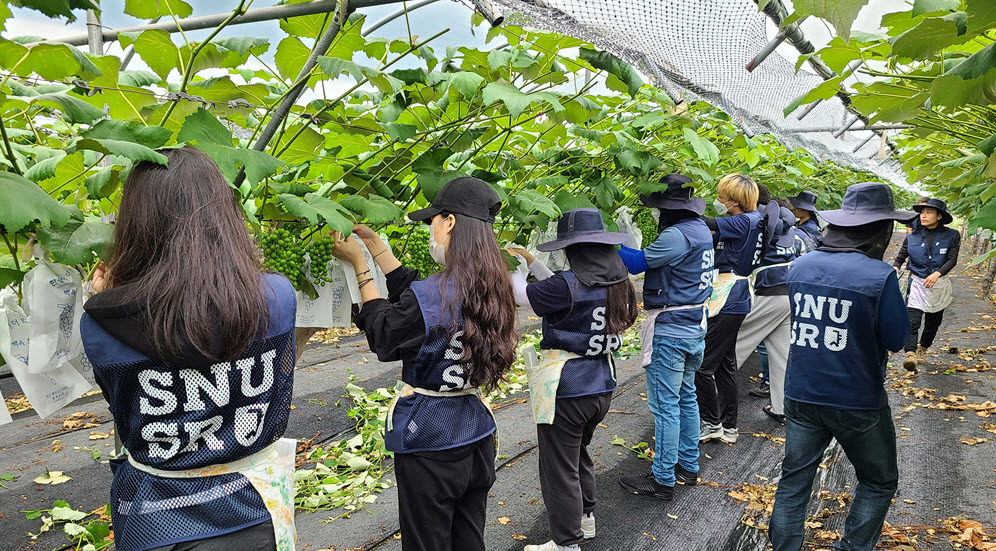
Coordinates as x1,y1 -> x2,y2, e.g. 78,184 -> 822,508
354,266 -> 427,362
938,232 -> 961,275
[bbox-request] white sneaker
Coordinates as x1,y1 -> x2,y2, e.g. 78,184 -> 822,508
581,512 -> 595,539
700,422 -> 723,442
720,427 -> 738,444
524,541 -> 580,551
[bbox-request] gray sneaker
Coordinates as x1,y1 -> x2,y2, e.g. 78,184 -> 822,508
699,422 -> 723,442
580,512 -> 595,539
720,427 -> 738,444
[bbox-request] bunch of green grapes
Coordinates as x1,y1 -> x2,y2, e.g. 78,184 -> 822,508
397,228 -> 438,276
305,237 -> 336,286
636,209 -> 659,249
260,227 -> 305,284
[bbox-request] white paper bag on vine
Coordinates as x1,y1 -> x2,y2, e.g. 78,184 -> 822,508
296,256 -> 353,329
527,226 -> 569,273
615,206 -> 643,249
0,289 -> 91,419
23,246 -> 85,374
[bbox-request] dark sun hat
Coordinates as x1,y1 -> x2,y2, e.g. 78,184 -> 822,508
818,182 -> 916,227
912,198 -> 953,225
537,208 -> 629,252
639,173 -> 705,216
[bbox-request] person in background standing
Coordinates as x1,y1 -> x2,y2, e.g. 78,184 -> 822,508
906,196 -> 930,234
615,174 -> 714,500
698,174 -> 764,445
769,182 -> 912,551
508,208 -> 638,551
893,198 -> 960,371
789,191 -> 824,249
331,177 -> 518,551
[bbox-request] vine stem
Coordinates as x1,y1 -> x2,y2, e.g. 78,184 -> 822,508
0,115 -> 22,175
158,0 -> 250,125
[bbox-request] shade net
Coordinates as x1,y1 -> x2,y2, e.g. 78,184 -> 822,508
474,0 -> 908,187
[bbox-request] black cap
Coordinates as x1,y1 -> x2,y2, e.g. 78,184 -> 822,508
408,176 -> 502,224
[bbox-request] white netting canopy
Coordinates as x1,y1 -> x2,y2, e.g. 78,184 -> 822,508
480,0 -> 908,187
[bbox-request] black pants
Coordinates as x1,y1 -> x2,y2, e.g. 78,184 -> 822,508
537,392 -> 612,546
394,436 -> 496,551
147,520 -> 275,551
905,307 -> 945,352
696,313 -> 747,428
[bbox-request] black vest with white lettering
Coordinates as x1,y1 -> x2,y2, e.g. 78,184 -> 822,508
906,226 -> 958,279
385,274 -> 496,454
79,273 -> 297,551
540,270 -> 619,398
785,251 -> 893,410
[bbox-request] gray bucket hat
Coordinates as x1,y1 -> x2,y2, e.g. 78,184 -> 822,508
818,183 -> 916,227
536,208 -> 629,252
639,173 -> 706,216
789,191 -> 818,213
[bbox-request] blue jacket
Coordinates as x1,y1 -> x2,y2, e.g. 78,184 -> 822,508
715,210 -> 765,314
81,273 -> 297,551
785,251 -> 909,410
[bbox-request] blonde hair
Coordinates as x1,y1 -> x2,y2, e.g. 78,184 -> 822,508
717,174 -> 759,212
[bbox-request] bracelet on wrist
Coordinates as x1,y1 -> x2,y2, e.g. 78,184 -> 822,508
372,248 -> 388,259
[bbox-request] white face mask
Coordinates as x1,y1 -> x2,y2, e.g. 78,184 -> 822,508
713,198 -> 729,216
429,219 -> 450,266
651,208 -> 661,223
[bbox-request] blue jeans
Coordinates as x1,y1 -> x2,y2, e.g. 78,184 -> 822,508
758,342 -> 769,384
645,334 -> 705,486
770,399 -> 898,551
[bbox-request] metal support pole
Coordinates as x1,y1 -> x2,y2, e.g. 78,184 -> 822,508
832,115 -> 861,138
362,0 -> 441,36
851,133 -> 876,153
781,124 -> 911,134
796,98 -> 822,120
746,17 -> 806,72
85,9 -> 104,55
45,0 -> 408,47
469,0 -> 504,26
232,2 -> 348,189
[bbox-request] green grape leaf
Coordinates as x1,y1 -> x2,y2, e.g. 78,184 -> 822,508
278,193 -> 354,234
118,70 -> 162,87
615,149 -> 661,177
929,42 -> 996,107
912,0 -> 959,16
178,108 -> 284,185
23,43 -> 101,80
384,123 -> 417,141
891,13 -> 968,60
482,82 -> 564,119
9,0 -> 97,22
682,128 -> 720,167
782,77 -> 843,117
34,92 -> 106,124
511,189 -> 561,218
84,165 -> 122,199
552,190 -> 596,212
124,0 -> 192,19
791,0 -> 871,43
966,0 -> 996,33
0,267 -> 24,290
36,217 -> 114,264
123,29 -> 181,81
275,36 -> 311,81
0,172 -> 72,232
69,138 -> 168,165
416,170 -> 467,202
83,119 -> 172,149
578,47 -> 644,97
24,152 -> 67,182
447,71 -> 486,99
978,132 -> 996,157
339,195 -> 403,224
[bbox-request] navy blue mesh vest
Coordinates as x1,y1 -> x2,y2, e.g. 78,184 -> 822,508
644,218 -> 714,327
539,270 -> 619,398
385,274 -> 495,454
79,273 -> 297,551
906,226 -> 959,278
715,210 -> 765,313
785,251 -> 894,410
797,218 -> 824,248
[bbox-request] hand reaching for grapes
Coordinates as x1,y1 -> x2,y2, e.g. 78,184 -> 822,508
331,233 -> 369,272
505,247 -> 535,266
91,263 -> 109,293
352,223 -> 380,243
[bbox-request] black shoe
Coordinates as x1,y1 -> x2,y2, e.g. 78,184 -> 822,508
749,382 -> 770,398
675,465 -> 699,486
762,404 -> 785,424
619,474 -> 674,501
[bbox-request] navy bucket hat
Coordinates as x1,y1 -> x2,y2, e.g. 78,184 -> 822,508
639,173 -> 706,216
536,208 -> 629,252
775,207 -> 797,248
912,198 -> 953,225
789,191 -> 818,212
818,183 -> 916,227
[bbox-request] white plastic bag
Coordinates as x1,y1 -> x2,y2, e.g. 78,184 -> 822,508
23,247 -> 84,374
615,206 -> 643,249
527,226 -> 569,273
0,289 -> 92,419
344,238 -> 391,304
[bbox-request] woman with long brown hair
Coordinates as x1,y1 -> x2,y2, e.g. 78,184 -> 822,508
331,176 -> 517,551
80,146 -> 298,551
507,208 -> 638,551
